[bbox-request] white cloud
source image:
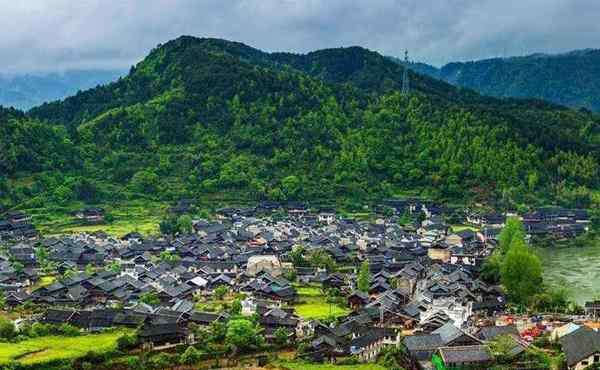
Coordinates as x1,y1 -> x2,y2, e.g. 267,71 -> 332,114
0,0 -> 598,73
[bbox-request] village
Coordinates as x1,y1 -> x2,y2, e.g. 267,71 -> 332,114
0,200 -> 598,370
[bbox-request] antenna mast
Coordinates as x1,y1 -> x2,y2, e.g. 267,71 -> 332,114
402,49 -> 410,95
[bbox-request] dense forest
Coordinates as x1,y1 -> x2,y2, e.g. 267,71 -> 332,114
397,49 -> 600,112
2,37 -> 600,211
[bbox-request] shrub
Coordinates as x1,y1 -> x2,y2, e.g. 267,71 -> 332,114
0,317 -> 16,340
117,334 -> 139,351
179,346 -> 202,365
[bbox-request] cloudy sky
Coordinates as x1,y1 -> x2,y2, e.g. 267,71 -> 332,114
1,0 -> 599,73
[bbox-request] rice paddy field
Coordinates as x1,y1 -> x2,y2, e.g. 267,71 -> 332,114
0,330 -> 129,365
535,238 -> 600,304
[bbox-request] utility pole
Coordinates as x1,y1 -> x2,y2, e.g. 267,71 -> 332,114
402,49 -> 410,95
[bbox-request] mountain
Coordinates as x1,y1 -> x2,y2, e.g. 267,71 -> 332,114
2,36 -> 599,211
396,49 -> 600,112
0,69 -> 125,110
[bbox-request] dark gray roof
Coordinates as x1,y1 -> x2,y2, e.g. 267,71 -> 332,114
404,334 -> 444,351
477,325 -> 519,341
560,326 -> 600,366
439,345 -> 492,364
433,322 -> 466,345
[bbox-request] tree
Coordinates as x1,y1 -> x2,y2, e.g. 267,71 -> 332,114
139,291 -> 160,306
85,263 -> 95,275
159,250 -> 180,265
225,319 -> 264,354
117,334 -> 139,351
289,245 -> 308,267
500,238 -> 543,305
209,321 -> 227,343
274,327 -> 290,347
150,353 -> 171,369
498,217 -> 526,255
177,215 -> 193,234
159,215 -> 178,235
107,260 -> 121,273
179,346 -> 202,365
214,285 -> 229,300
480,252 -> 502,284
230,299 -> 242,315
490,335 -> 519,364
0,317 -> 16,340
0,291 -> 5,311
130,170 -> 159,194
281,175 -> 301,200
62,267 -> 77,280
11,261 -> 24,274
357,260 -> 371,293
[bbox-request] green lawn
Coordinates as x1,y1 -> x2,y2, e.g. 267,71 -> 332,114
450,224 -> 480,233
0,330 -> 129,365
277,360 -> 385,370
292,284 -> 350,320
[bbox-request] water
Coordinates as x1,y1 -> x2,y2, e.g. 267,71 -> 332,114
534,240 -> 600,305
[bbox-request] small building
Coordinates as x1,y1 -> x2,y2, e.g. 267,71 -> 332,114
437,345 -> 492,368
246,255 -> 282,277
560,326 -> 600,370
74,208 -> 105,223
585,301 -> 600,320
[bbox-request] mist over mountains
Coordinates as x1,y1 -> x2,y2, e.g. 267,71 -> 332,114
0,69 -> 126,110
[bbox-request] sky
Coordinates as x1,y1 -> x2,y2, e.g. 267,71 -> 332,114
1,0 -> 599,73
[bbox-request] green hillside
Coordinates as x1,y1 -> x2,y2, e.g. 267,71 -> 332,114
2,36 -> 599,213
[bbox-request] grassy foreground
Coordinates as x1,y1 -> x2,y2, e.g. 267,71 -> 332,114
276,360 -> 386,370
0,330 -> 129,365
292,285 -> 350,320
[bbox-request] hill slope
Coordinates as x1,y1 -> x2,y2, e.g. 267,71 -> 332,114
2,37 -> 599,211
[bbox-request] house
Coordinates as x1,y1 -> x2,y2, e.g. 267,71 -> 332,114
437,345 -> 493,368
432,322 -> 482,347
348,291 -> 370,311
476,325 -> 519,342
560,326 -> 600,370
404,334 -> 444,362
138,321 -> 191,349
74,208 -> 105,223
308,335 -> 348,362
246,255 -> 282,277
585,301 -> 600,319
551,323 -> 581,341
350,328 -> 399,362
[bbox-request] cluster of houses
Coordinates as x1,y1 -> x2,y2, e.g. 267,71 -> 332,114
0,200 -> 594,369
0,211 -> 37,241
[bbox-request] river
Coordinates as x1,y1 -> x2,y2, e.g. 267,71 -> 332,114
534,239 -> 600,305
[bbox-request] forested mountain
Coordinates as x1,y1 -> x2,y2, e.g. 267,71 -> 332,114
0,70 -> 125,110
2,36 -> 600,210
397,49 -> 600,112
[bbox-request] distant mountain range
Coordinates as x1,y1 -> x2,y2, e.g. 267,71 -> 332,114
0,70 -> 126,110
391,49 -> 600,111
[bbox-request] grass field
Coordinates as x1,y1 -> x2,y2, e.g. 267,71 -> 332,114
276,360 -> 386,370
26,200 -> 167,236
450,224 -> 480,232
0,330 -> 129,365
292,284 -> 350,320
